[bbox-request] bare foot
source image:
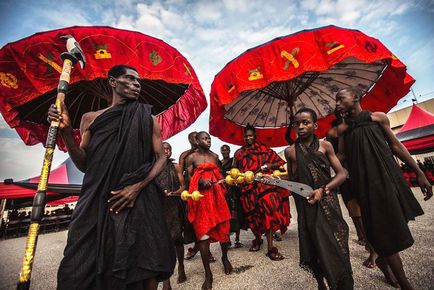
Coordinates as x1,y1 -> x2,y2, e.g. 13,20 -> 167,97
209,253 -> 217,263
201,274 -> 213,290
185,247 -> 198,260
362,252 -> 377,269
222,258 -> 233,274
162,280 -> 172,290
376,258 -> 399,288
177,266 -> 186,284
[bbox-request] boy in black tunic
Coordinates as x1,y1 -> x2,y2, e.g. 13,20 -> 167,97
336,87 -> 432,290
285,108 -> 353,290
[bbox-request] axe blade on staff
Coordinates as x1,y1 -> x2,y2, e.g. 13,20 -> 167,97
16,35 -> 86,290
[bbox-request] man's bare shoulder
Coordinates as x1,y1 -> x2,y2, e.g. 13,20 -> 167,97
371,111 -> 389,123
211,151 -> 219,160
81,108 -> 109,128
319,139 -> 333,152
284,145 -> 296,160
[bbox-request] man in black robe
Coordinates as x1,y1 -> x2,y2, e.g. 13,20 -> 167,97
285,108 -> 353,290
220,144 -> 244,248
336,87 -> 432,290
48,64 -> 175,290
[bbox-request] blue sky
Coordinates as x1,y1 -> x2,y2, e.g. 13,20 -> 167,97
1,0 -> 434,180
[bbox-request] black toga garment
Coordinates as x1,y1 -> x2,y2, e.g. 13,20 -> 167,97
294,137 -> 353,290
57,101 -> 175,290
155,158 -> 184,244
344,111 -> 423,257
221,157 -> 246,232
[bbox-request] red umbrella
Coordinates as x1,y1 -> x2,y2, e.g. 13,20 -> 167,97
210,25 -> 414,147
0,26 -> 207,151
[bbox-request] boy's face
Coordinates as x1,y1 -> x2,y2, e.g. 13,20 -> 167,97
336,89 -> 357,114
244,129 -> 256,146
163,143 -> 172,158
220,146 -> 230,158
197,133 -> 211,149
293,112 -> 316,138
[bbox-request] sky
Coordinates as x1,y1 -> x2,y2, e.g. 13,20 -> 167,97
0,0 -> 433,180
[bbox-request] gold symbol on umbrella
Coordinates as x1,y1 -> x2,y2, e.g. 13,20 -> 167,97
248,67 -> 263,81
94,45 -> 112,59
281,48 -> 299,69
149,50 -> 162,65
0,72 -> 18,89
326,41 -> 345,55
38,54 -> 62,74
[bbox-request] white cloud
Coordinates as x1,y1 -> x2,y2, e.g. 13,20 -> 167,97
0,138 -> 68,181
193,2 -> 222,23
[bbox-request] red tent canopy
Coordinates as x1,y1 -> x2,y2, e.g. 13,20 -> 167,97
0,158 -> 82,204
396,104 -> 434,154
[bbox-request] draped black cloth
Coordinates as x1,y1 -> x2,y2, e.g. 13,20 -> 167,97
344,111 -> 423,257
57,101 -> 175,290
293,137 -> 352,290
221,157 -> 246,232
155,158 -> 184,244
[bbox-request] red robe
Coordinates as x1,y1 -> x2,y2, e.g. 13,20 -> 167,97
188,163 -> 231,242
235,142 -> 290,236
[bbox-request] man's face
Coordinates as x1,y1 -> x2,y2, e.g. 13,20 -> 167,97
293,112 -> 316,138
336,89 -> 356,114
163,143 -> 172,158
197,133 -> 211,149
111,68 -> 141,101
244,129 -> 256,146
221,146 -> 230,159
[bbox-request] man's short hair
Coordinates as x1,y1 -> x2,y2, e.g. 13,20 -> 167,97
221,144 -> 230,150
295,107 -> 318,123
162,141 -> 171,149
188,131 -> 197,138
341,86 -> 363,99
197,131 -> 209,139
108,64 -> 138,78
244,124 -> 256,134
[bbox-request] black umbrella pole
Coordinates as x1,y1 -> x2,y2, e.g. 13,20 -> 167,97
17,59 -> 73,290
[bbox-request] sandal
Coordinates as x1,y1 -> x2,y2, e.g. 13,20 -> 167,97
234,241 -> 243,248
185,247 -> 198,260
266,247 -> 284,261
248,238 -> 263,252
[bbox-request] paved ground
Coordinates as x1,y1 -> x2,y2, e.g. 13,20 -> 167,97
1,188 -> 433,290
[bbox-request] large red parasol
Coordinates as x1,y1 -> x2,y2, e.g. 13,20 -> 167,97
0,26 -> 207,151
210,25 -> 414,147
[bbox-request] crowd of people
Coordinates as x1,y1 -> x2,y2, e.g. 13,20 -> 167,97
45,64 -> 432,290
401,160 -> 434,187
2,204 -> 74,238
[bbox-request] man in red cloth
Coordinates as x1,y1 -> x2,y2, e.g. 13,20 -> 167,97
185,131 -> 232,290
233,125 -> 290,260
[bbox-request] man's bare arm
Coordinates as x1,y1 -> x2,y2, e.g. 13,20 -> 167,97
185,154 -> 195,189
323,141 -> 347,191
48,103 -> 87,172
372,112 -> 432,200
172,163 -> 186,195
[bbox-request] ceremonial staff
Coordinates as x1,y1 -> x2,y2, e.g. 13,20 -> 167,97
17,35 -> 86,290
